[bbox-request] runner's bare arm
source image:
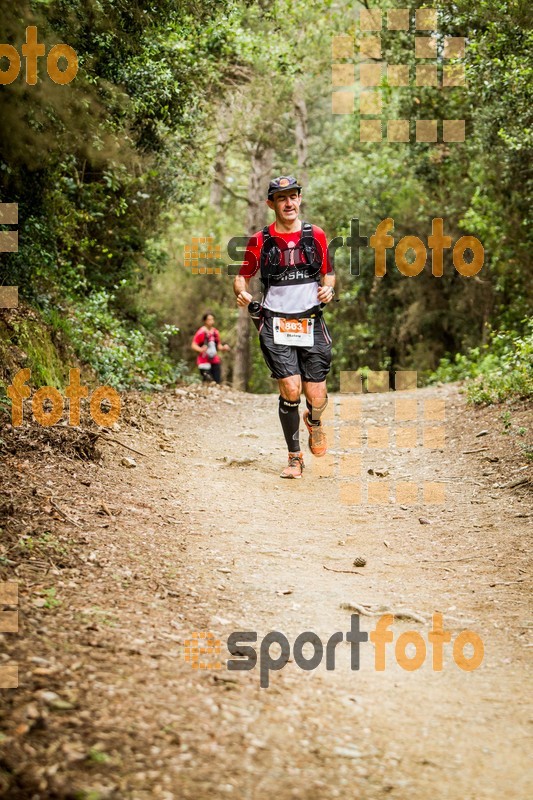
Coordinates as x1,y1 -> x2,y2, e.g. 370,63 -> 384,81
317,273 -> 336,304
233,275 -> 253,307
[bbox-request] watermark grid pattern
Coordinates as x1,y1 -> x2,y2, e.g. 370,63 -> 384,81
184,631 -> 222,670
0,203 -> 19,309
185,237 -> 222,275
310,370 -> 446,505
332,7 -> 466,143
0,581 -> 19,689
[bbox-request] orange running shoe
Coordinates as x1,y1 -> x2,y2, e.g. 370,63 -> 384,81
280,451 -> 304,479
303,410 -> 328,457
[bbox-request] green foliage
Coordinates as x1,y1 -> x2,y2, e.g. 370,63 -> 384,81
47,290 -> 183,389
0,0 -> 531,395
87,748 -> 111,765
0,313 -> 71,390
249,333 -> 275,394
74,793 -> 105,800
1,0 -> 246,388
42,586 -> 61,609
431,321 -> 533,404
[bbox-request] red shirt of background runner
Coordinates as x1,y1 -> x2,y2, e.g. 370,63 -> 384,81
192,327 -> 221,366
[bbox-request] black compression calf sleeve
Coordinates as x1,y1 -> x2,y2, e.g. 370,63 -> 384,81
279,396 -> 301,452
306,395 -> 328,425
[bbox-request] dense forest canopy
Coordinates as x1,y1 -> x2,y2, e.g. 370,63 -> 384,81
0,0 -> 531,400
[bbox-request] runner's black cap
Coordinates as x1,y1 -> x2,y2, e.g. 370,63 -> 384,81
267,175 -> 302,199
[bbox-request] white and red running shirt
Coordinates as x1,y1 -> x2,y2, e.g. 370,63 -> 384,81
192,326 -> 221,366
239,222 -> 333,315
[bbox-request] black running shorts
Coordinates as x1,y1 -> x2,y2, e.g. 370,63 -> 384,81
258,315 -> 333,382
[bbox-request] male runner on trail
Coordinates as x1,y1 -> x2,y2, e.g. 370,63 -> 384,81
233,175 -> 335,479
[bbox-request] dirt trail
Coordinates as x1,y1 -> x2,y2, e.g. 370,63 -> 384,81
1,384 -> 531,799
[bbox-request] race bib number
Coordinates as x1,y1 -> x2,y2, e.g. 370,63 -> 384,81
273,317 -> 314,347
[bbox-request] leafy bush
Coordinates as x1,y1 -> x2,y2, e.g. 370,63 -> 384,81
46,290 -> 185,390
431,321 -> 533,404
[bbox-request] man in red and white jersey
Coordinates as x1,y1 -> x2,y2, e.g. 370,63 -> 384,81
233,175 -> 335,479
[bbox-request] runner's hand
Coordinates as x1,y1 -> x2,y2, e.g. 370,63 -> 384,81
317,285 -> 335,303
236,291 -> 253,307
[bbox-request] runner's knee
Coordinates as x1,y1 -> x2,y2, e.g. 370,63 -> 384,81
304,384 -> 328,406
279,376 -> 301,402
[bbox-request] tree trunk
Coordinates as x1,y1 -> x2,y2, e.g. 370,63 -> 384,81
293,80 -> 308,212
209,106 -> 230,210
232,141 -> 273,391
